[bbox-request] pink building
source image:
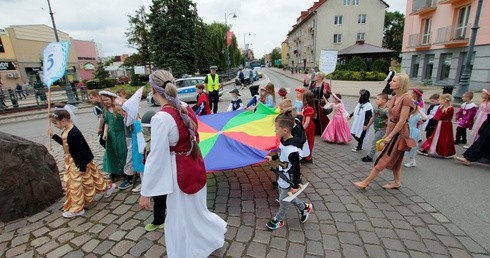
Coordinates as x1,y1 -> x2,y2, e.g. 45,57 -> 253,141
73,39 -> 98,81
401,0 -> 490,90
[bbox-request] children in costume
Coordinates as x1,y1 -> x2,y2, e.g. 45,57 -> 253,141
454,91 -> 478,144
361,93 -> 389,162
294,87 -> 304,114
468,89 -> 490,146
48,106 -> 115,218
350,89 -> 373,152
88,90 -> 106,148
193,83 -> 211,116
100,90 -> 127,178
404,103 -> 428,168
116,89 -> 135,189
302,91 -> 316,163
227,89 -> 244,111
278,88 -> 288,102
246,86 -> 265,111
264,82 -> 276,108
265,110 -> 312,230
321,93 -> 352,144
419,94 -> 455,158
423,94 -> 440,139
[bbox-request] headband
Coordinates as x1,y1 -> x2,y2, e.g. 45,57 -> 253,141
99,90 -> 119,98
412,88 -> 424,97
295,88 -> 305,93
483,89 -> 489,96
332,93 -> 341,102
52,104 -> 78,123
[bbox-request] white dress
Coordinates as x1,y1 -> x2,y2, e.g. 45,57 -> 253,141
141,111 -> 227,258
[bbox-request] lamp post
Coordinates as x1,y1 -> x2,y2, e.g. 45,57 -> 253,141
224,12 -> 237,79
454,0 -> 483,102
46,0 -> 77,105
244,32 -> 251,52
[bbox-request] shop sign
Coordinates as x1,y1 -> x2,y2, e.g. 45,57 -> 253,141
0,61 -> 17,70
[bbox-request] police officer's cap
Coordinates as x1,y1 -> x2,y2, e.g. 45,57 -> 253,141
210,66 -> 217,70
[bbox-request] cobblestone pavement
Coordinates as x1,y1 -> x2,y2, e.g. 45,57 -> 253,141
1,129 -> 489,258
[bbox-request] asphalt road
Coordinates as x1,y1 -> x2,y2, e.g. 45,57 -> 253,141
1,69 -> 488,252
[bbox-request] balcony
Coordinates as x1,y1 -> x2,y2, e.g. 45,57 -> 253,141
434,24 -> 471,46
411,0 -> 437,15
438,0 -> 471,5
408,33 -> 432,49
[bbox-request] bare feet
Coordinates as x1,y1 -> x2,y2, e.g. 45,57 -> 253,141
454,156 -> 471,166
353,181 -> 368,189
382,182 -> 401,189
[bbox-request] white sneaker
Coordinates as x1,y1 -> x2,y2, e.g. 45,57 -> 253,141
104,182 -> 116,198
404,160 -> 416,168
132,184 -> 142,193
62,209 -> 85,218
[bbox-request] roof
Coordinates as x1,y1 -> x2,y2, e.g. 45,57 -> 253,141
338,41 -> 395,55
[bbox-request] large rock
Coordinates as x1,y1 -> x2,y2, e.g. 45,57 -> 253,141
0,132 -> 63,222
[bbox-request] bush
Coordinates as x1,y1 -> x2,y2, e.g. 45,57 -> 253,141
371,59 -> 390,73
86,79 -> 116,89
324,71 -> 387,81
347,56 -> 367,71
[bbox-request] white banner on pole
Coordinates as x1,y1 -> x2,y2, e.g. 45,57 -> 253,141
43,41 -> 70,88
319,50 -> 338,74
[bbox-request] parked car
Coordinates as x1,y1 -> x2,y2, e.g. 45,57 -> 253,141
253,67 -> 263,78
147,76 -> 224,106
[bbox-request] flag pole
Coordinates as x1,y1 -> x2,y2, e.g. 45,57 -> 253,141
48,87 -> 52,150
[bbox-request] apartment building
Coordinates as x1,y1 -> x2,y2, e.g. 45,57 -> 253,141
401,0 -> 489,91
0,29 -> 22,88
287,0 -> 388,69
281,39 -> 289,66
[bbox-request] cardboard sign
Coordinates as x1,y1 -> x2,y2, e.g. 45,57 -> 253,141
319,50 -> 338,74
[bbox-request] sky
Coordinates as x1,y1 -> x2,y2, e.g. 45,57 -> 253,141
0,0 -> 406,58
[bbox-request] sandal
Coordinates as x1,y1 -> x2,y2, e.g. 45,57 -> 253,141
454,156 -> 471,166
382,183 -> 401,190
353,181 -> 368,190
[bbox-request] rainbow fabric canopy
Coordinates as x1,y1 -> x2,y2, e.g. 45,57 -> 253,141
198,103 -> 279,171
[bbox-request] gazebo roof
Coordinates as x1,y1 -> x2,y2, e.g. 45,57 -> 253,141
339,41 -> 395,55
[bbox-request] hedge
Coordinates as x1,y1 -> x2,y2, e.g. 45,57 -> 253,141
86,79 -> 116,89
326,71 -> 386,81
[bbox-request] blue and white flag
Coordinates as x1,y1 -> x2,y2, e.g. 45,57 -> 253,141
43,41 -> 70,89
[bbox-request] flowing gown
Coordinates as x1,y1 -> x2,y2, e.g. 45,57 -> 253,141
405,112 -> 422,157
422,106 -> 455,157
463,114 -> 490,164
322,102 -> 352,143
471,102 -> 490,143
102,110 -> 127,175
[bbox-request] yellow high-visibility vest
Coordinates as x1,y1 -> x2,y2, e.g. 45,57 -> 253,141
206,74 -> 219,92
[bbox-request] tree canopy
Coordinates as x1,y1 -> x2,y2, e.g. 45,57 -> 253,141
383,11 -> 405,62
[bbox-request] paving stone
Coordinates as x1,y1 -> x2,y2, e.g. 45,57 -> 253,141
246,242 -> 267,258
113,204 -> 132,215
57,232 -> 75,244
0,232 -> 14,243
10,234 -> 29,248
267,249 -> 286,258
342,244 -> 367,258
422,239 -> 449,255
37,240 -> 59,255
144,245 -> 165,258
338,232 -> 362,246
252,230 -> 271,244
381,238 -> 405,251
226,242 -> 245,257
4,244 -> 26,258
431,213 -> 450,223
99,214 -> 118,224
73,222 -> 94,233
456,236 -> 488,254
88,224 -> 106,234
236,226 -> 254,242
63,250 -> 85,258
444,223 -> 466,236
144,231 -> 163,241
31,236 -> 50,247
270,237 -> 287,250
414,227 -> 437,240
359,231 -> 380,245
395,229 -> 420,241
336,222 -> 356,232
99,224 -> 118,239
428,224 -> 451,236
46,244 -> 73,258
4,220 -> 27,233
405,216 -> 425,226
125,226 -> 147,241
93,240 -> 116,255
111,240 -> 135,257
370,218 -> 393,228
12,250 -> 34,258
403,239 -> 429,252
81,239 -> 100,253
287,243 -> 305,258
129,239 -> 153,257
305,230 -> 322,241
289,230 -> 305,243
447,248 -> 473,258
355,221 -> 374,232
418,213 -> 439,224
306,241 -> 324,256
436,235 -> 464,249
365,244 -> 387,258
331,213 -> 352,223
386,250 -> 410,258
408,250 -> 433,258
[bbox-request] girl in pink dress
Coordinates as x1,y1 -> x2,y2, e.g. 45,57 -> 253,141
322,93 -> 352,144
469,89 -> 490,145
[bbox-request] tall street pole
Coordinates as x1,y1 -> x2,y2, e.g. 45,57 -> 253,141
225,12 -> 236,80
47,0 -> 77,105
454,0 -> 483,102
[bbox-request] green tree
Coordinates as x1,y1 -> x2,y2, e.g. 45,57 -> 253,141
126,6 -> 152,72
148,0 -> 202,77
347,56 -> 367,71
383,11 -> 405,62
270,47 -> 281,65
93,60 -> 109,80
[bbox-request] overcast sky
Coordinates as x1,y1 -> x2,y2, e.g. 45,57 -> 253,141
0,0 -> 406,58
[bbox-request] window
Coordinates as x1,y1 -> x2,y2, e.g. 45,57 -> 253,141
357,33 -> 365,40
422,18 -> 432,45
334,34 -> 342,44
352,0 -> 360,5
423,54 -> 435,80
334,16 -> 343,25
455,5 -> 471,39
343,0 -> 350,5
438,53 -> 452,81
411,55 -> 420,78
358,14 -> 367,24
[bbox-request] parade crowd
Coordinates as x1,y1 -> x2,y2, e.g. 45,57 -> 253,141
47,65 -> 490,258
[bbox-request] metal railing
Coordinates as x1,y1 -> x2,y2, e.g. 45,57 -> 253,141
434,23 -> 471,44
408,33 -> 432,47
412,0 -> 437,13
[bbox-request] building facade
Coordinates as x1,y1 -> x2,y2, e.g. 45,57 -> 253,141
287,0 -> 388,70
401,0 -> 490,91
0,29 -> 22,88
281,40 -> 289,67
73,39 -> 98,81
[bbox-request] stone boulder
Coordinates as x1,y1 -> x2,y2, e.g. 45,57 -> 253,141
0,132 -> 63,222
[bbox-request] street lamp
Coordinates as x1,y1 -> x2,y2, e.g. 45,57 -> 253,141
244,32 -> 251,51
224,12 -> 237,79
46,0 -> 77,105
454,0 -> 483,102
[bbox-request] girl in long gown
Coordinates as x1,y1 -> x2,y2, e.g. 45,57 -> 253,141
419,94 -> 455,158
308,72 -> 331,135
353,74 -> 415,190
100,91 -> 127,177
469,89 -> 490,145
139,70 -> 226,258
404,105 -> 428,168
48,106 -> 115,218
322,93 -> 352,144
455,114 -> 490,165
